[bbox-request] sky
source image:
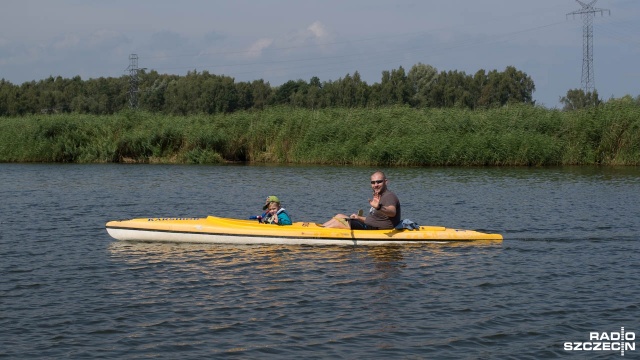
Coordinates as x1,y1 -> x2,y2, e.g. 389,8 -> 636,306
1,0 -> 639,108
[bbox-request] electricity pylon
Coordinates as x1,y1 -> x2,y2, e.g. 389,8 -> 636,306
567,0 -> 610,93
127,54 -> 140,109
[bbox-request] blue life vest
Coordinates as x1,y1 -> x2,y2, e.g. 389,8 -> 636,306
263,208 -> 292,225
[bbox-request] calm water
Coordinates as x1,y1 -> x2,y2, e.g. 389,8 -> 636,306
1,164 -> 639,359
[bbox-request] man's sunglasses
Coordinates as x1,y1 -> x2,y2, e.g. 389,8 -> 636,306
370,179 -> 385,184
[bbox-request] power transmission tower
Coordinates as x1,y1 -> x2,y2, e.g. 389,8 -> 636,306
127,54 -> 140,109
567,0 -> 610,93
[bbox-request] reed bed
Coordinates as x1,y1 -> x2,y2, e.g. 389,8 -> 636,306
1,104 -> 638,166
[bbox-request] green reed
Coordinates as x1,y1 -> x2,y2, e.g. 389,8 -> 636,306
1,103 -> 638,165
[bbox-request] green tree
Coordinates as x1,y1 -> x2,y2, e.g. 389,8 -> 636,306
0,79 -> 17,116
319,79 -> 339,107
306,76 -> 322,109
475,67 -> 535,108
500,66 -> 535,105
373,66 -> 411,106
143,78 -> 169,113
251,79 -> 273,110
334,73 -> 368,108
560,89 -> 601,110
408,63 -> 438,108
274,80 -> 302,105
352,71 -> 369,107
201,74 -> 238,114
235,81 -> 254,111
165,77 -> 192,115
288,80 -> 309,107
427,70 -> 472,108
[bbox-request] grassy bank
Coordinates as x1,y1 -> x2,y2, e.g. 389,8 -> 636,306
1,103 -> 639,166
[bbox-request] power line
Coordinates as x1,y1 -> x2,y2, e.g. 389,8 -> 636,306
146,21 -> 567,81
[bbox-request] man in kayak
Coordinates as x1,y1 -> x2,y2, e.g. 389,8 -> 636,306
261,195 -> 293,225
322,171 -> 401,230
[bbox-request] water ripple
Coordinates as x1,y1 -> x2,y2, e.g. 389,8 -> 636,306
1,165 -> 640,358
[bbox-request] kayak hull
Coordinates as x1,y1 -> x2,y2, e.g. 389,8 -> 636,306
105,216 -> 503,246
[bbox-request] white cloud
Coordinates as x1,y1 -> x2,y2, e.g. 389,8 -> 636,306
246,38 -> 273,58
308,21 -> 328,40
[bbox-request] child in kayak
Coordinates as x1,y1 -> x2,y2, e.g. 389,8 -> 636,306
261,195 -> 292,225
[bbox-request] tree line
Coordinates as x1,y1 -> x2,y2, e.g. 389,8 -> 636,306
0,62 -> 628,117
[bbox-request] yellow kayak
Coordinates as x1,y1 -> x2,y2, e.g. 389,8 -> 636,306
105,216 -> 503,245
